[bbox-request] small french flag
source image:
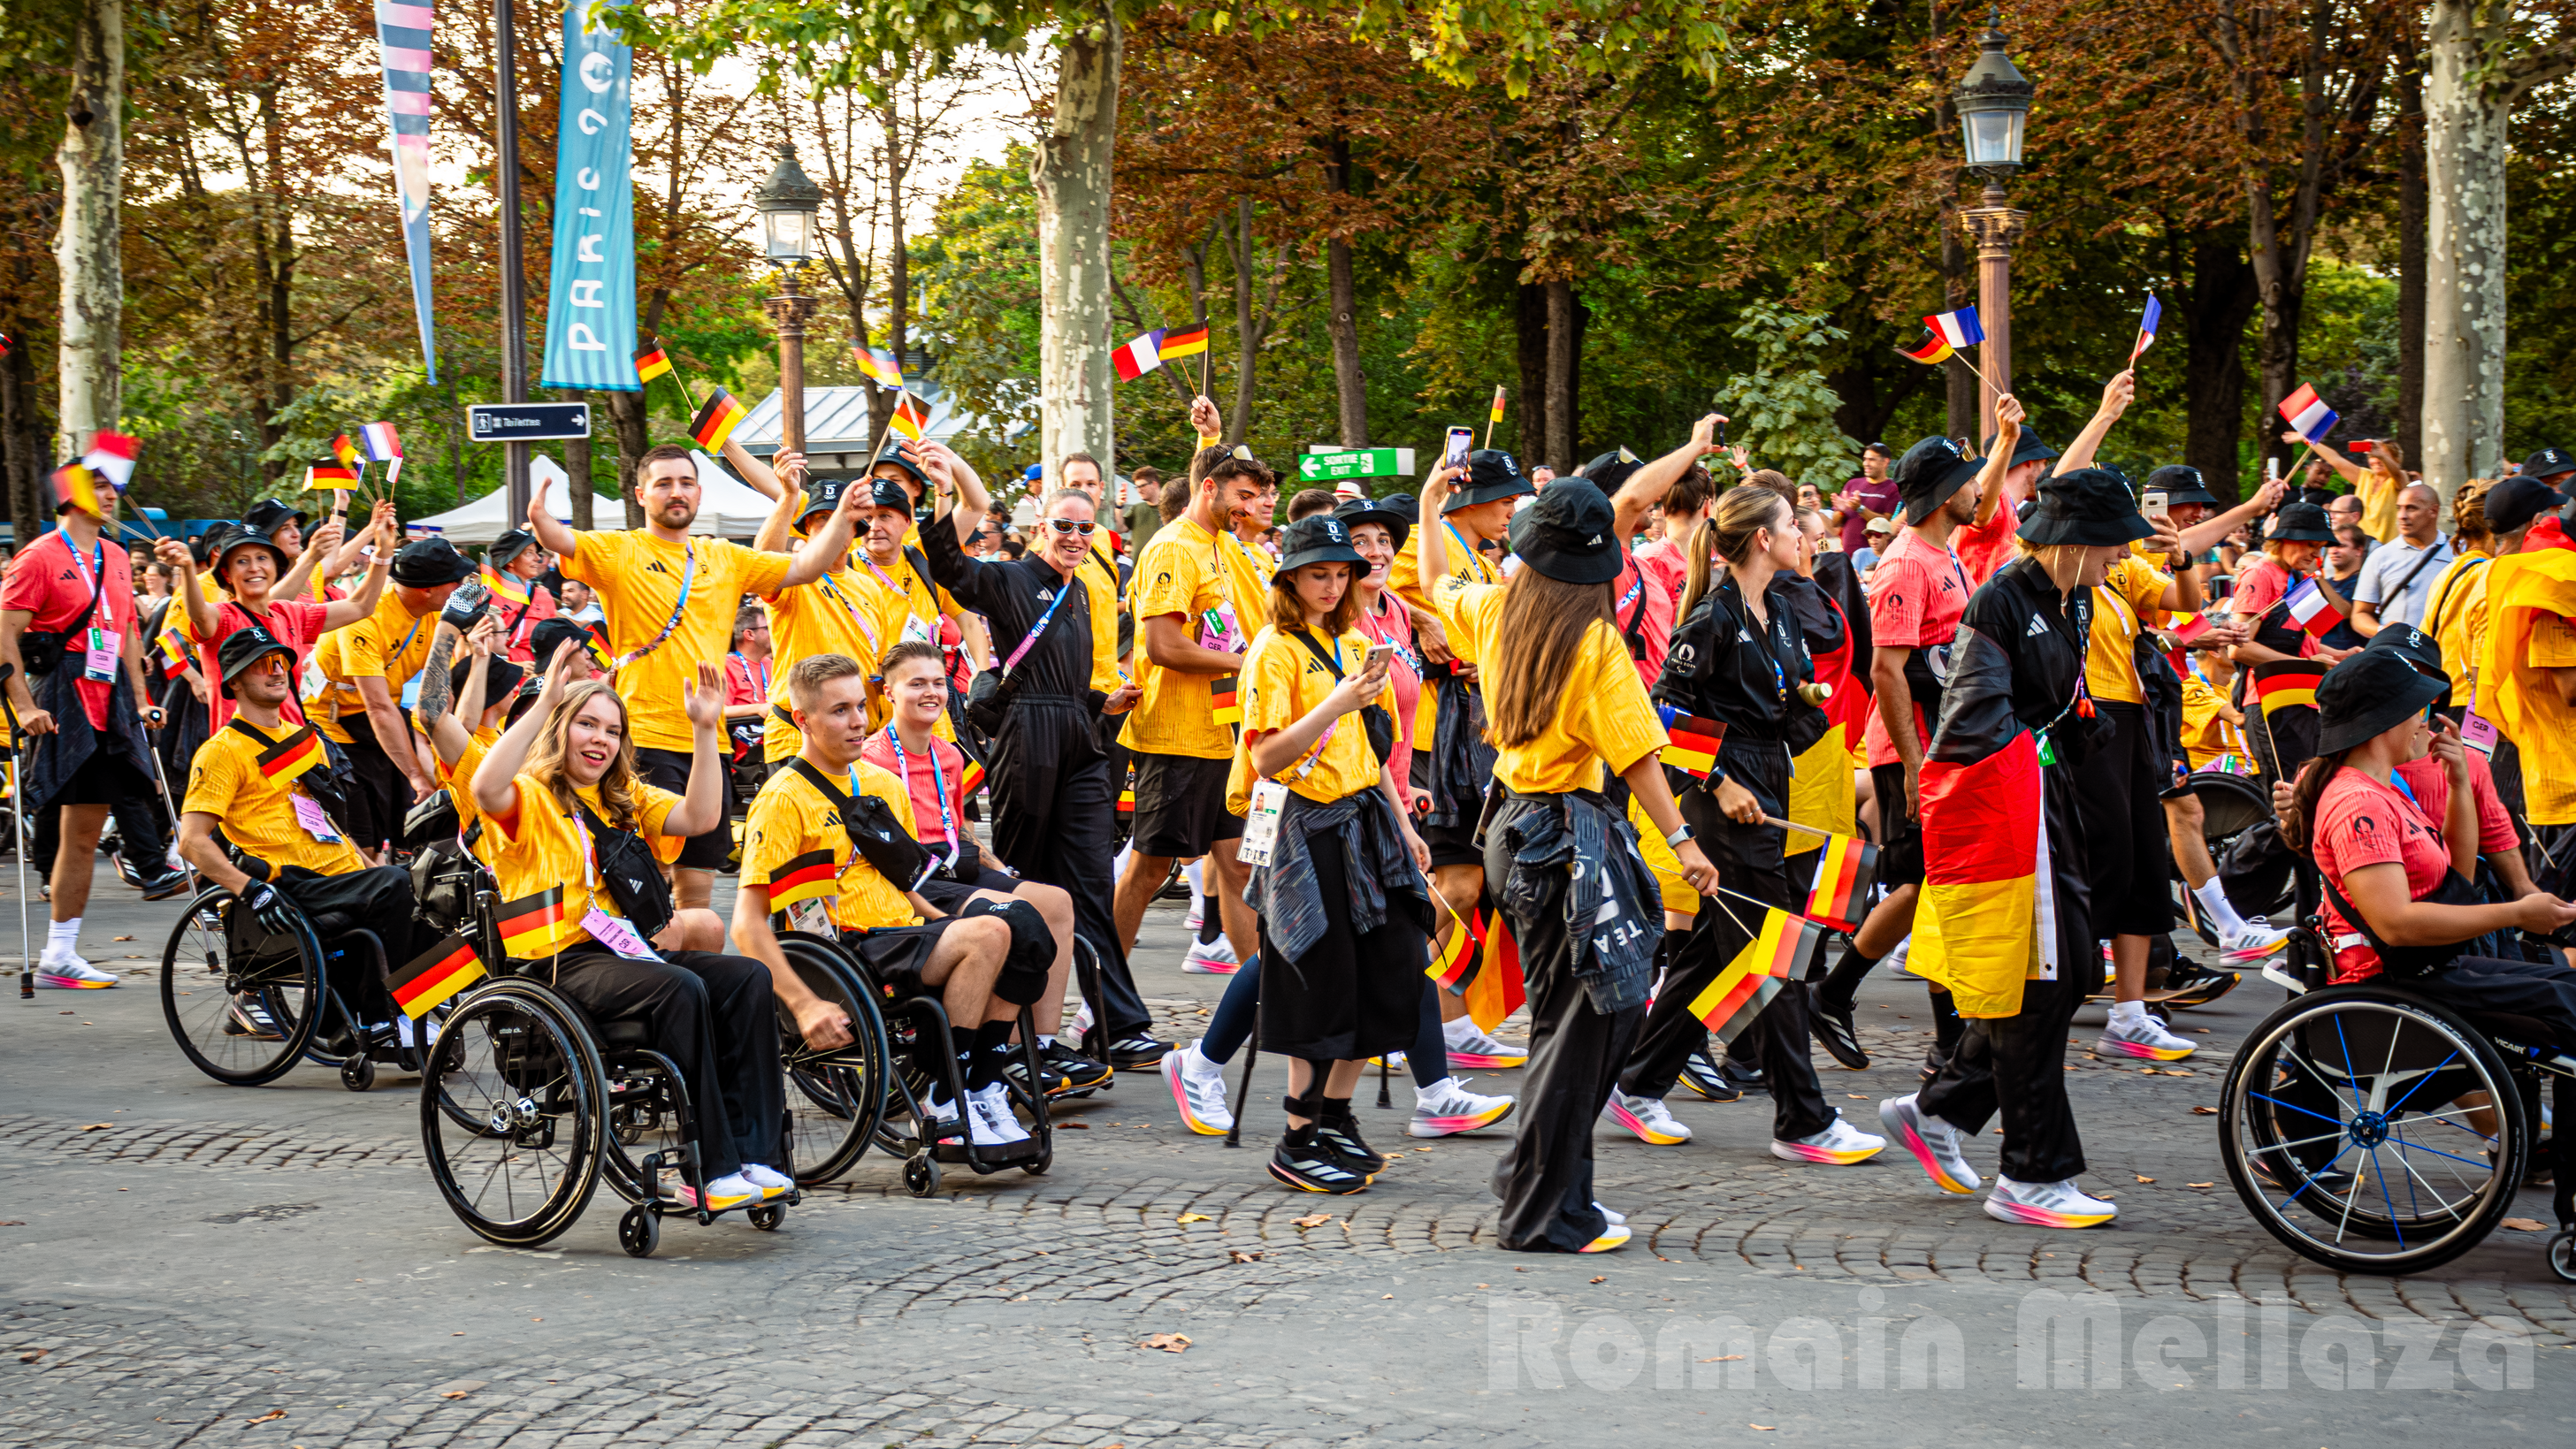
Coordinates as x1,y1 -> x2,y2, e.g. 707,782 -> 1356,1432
1112,328 -> 1166,382
359,420 -> 402,461
82,430 -> 139,492
2129,295 -> 2161,363
2282,576 -> 2343,637
2279,384 -> 2338,444
1925,306 -> 1984,349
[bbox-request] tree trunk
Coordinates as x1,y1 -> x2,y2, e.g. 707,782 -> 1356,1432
1322,135 -> 1366,447
562,391 -> 593,530
0,328 -> 43,544
1544,278 -> 1578,471
2396,33 -> 2427,471
53,0 -> 122,460
1029,10 -> 1120,484
2422,0 -> 2511,496
2180,233 -> 2260,506
2243,170 -> 2305,482
607,386 -> 650,529
1514,281 -> 1546,461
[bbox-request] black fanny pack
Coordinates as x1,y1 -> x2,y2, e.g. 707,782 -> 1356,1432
789,759 -> 934,891
22,562 -> 105,679
2319,861 -> 2485,982
1289,629 -> 1396,767
576,800 -> 677,942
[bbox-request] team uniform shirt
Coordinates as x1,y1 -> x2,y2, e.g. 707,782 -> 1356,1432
2423,552 -> 2495,698
1223,625 -> 1397,815
432,729 -> 502,842
1609,545 -> 1678,689
182,719 -> 366,878
1435,579 -> 1666,795
312,590 -> 439,745
1351,591 -> 1422,796
485,771 -> 684,957
859,729 -> 972,853
1078,535 -> 1127,696
2177,667 -> 2251,770
1860,530 -> 1971,767
2083,554 -> 2172,705
1390,519 -> 1504,751
2515,611 -> 2576,825
2394,752 -> 2518,856
2229,555 -> 2325,661
1,530 -> 137,730
1950,492 -> 2022,588
563,532 -> 791,752
1123,516 -> 1273,760
192,598 -> 333,732
848,545 -> 968,744
761,561 -> 889,763
740,759 -> 920,932
2312,769 -> 2457,984
1632,537 -> 1692,613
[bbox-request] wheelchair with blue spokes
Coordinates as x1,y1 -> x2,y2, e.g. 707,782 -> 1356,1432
2218,932 -> 2576,1279
158,881 -> 440,1093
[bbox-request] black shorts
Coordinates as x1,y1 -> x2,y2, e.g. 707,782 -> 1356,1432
1867,761 -> 1925,886
1418,814 -> 1484,871
634,746 -> 734,870
2071,701 -> 2175,938
917,858 -> 1021,912
333,725 -> 406,856
842,919 -> 956,1003
46,744 -> 154,808
1129,751 -> 1242,858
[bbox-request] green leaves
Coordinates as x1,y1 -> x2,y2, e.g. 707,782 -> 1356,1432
1717,301 -> 1861,490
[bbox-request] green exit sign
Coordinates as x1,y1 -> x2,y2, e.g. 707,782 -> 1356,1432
1296,447 -> 1414,483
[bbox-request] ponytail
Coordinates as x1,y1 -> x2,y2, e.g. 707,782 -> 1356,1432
2282,749 -> 2352,855
1680,517 -> 1719,618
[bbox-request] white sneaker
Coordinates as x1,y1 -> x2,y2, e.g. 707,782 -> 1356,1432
1594,1201 -> 1626,1226
1879,1093 -> 1981,1194
1181,936 -> 1239,975
34,954 -> 116,989
1985,1175 -> 2118,1229
2220,921 -> 2291,960
1884,936 -> 1914,978
677,1172 -> 761,1211
2098,1012 -> 2197,1062
1771,1114 -> 1886,1165
1408,1075 -> 1515,1137
1441,1017 -> 1527,1068
739,1163 -> 794,1197
1162,1040 -> 1234,1134
1604,1091 -> 1692,1145
968,1082 -> 1033,1148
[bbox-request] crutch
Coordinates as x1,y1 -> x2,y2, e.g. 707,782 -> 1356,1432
0,664 -> 31,997
142,740 -> 198,895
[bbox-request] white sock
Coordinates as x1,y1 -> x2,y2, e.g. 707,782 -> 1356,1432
1113,843 -> 1134,882
2109,1000 -> 2150,1030
1037,1034 -> 1055,1050
46,917 -> 80,958
2191,879 -> 2251,937
1184,858 -> 1204,896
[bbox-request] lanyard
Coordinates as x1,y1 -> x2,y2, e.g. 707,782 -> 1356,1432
887,726 -> 960,868
814,570 -> 882,652
1000,572 -> 1074,676
1273,630 -> 1343,781
389,611 -> 425,665
608,538 -> 697,675
63,536 -> 109,633
1616,569 -> 1644,614
2389,769 -> 2419,810
858,551 -> 922,626
729,651 -> 769,698
1444,520 -> 1493,583
1363,594 -> 1419,680
570,805 -> 598,889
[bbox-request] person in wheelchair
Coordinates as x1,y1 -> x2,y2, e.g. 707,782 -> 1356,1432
468,639 -> 791,1211
730,652 -> 1055,1156
175,626 -> 424,1047
860,640 -> 1109,1094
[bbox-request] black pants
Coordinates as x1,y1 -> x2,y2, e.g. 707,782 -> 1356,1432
30,765 -> 167,881
2072,701 -> 2175,938
989,698 -> 1150,1041
2219,701 -> 2318,921
1255,827 -> 1423,1063
1486,809 -> 1646,1252
1620,797 -> 1831,1141
274,864 -> 420,1025
334,720 -> 409,857
548,946 -> 784,1181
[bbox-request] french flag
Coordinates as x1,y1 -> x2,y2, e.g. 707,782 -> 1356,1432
359,420 -> 401,461
82,430 -> 139,492
1925,306 -> 1984,349
1113,328 -> 1166,382
2279,384 -> 2338,443
2282,577 -> 2343,637
2129,295 -> 2160,364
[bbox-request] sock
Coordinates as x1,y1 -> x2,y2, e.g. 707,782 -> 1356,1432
1037,1033 -> 1056,1051
1819,941 -> 1879,1010
1928,988 -> 1963,1053
1318,1092 -> 1355,1126
966,1020 -> 1016,1089
1184,858 -> 1204,896
45,917 -> 80,959
1196,901 -> 1225,946
2192,879 -> 2251,937
2109,1000 -> 2150,1030
1442,1015 -> 1478,1046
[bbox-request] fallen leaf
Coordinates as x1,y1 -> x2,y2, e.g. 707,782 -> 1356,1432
1176,1213 -> 1211,1224
1475,1283 -> 1489,1289
1227,1250 -> 1264,1263
2191,1106 -> 2220,1116
19,1349 -> 46,1362
2139,1067 -> 2160,1075
2501,1216 -> 2549,1232
111,935 -> 133,942
1140,1333 -> 1191,1354
1058,1122 -> 1089,1129
2135,1175 -> 2155,1184
2187,1182 -> 2213,1189
0,1222 -> 22,1227
1846,1093 -> 1867,1099
246,1410 -> 287,1425
440,1391 -> 470,1399
1751,1426 -> 1775,1432
78,1124 -> 112,1132
1699,1354 -> 1744,1362
1588,1275 -> 1606,1284
1292,1213 -> 1332,1228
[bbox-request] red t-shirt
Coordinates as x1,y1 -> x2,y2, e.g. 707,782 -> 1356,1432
1838,475 -> 1901,553
860,729 -> 969,849
501,583 -> 558,665
1952,491 -> 2025,588
200,598 -> 332,733
722,651 -> 771,760
1,529 -> 138,731
1861,532 -> 1971,766
1610,545 -> 1677,688
2313,768 -> 2456,983
2393,752 -> 2517,855
2229,556 -> 2323,660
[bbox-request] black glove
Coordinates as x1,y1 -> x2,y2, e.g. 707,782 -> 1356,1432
441,580 -> 492,630
241,881 -> 297,936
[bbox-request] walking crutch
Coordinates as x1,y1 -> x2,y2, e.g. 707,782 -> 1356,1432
0,664 -> 31,998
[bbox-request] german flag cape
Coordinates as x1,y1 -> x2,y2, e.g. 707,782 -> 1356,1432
1906,624 -> 2055,1018
390,933 -> 485,1018
2477,516 -> 2576,822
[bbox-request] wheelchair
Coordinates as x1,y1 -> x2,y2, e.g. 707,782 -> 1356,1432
158,882 -> 438,1092
2217,925 -> 2576,1279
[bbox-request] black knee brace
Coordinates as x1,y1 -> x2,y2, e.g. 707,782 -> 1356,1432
960,896 -> 1052,1007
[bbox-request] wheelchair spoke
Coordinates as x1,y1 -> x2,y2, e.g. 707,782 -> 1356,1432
2381,1137 -> 2491,1171
2273,1143 -> 2357,1214
2330,1014 -> 2366,1116
2378,1049 -> 2463,1117
2406,1108 -> 2501,1143
2246,1126 -> 2351,1155
2386,1124 -> 2480,1209
2247,1089 -> 2345,1128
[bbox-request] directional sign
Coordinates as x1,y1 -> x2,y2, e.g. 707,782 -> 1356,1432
467,401 -> 592,443
1296,447 -> 1413,483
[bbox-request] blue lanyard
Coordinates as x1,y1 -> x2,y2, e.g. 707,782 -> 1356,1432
2389,770 -> 2419,809
886,726 -> 959,868
1444,520 -> 1487,581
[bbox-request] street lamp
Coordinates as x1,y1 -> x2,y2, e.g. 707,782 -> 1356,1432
753,143 -> 822,472
1953,16 -> 2034,429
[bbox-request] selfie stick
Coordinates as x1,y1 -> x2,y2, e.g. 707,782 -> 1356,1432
0,664 -> 29,997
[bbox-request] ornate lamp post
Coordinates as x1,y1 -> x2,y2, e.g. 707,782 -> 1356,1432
1953,17 -> 2035,430
752,143 -> 823,470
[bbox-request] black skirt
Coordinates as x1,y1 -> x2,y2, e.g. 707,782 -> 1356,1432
1256,825 -> 1426,1061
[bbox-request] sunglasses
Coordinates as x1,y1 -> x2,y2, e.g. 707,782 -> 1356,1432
1043,518 -> 1097,537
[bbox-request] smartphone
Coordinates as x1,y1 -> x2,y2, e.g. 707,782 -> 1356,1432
1363,642 -> 1398,675
2142,491 -> 2169,522
1443,427 -> 1474,469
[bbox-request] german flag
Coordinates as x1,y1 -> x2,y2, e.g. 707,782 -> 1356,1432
1158,325 -> 1211,360
888,393 -> 929,443
1662,713 -> 1725,780
1804,831 -> 1881,932
1210,674 -> 1242,728
1687,907 -> 1824,1046
1426,905 -> 1486,993
256,725 -> 325,785
634,344 -> 672,384
1461,916 -> 1525,1033
481,564 -> 531,608
307,459 -> 357,491
51,461 -> 103,518
1488,385 -> 1507,423
390,933 -> 486,1018
157,624 -> 192,681
498,886 -> 571,957
330,433 -> 361,469
767,849 -> 841,910
2251,659 -> 2328,713
1115,786 -> 1134,818
690,387 -> 746,451
1912,725 -> 2047,1019
958,757 -> 987,797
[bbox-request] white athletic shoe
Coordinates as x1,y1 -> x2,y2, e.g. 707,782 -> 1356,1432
1879,1093 -> 1980,1194
1594,1201 -> 1626,1226
1441,1017 -> 1528,1069
739,1163 -> 794,1198
1181,935 -> 1239,975
2220,921 -> 2292,960
1771,1114 -> 1886,1165
34,953 -> 116,989
1163,1040 -> 1235,1135
1984,1175 -> 2118,1229
1604,1091 -> 1692,1145
1408,1075 -> 1515,1137
969,1083 -> 1033,1148
2098,1013 -> 2198,1062
676,1173 -> 761,1211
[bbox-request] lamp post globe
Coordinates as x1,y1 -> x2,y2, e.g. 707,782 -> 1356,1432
752,142 -> 822,266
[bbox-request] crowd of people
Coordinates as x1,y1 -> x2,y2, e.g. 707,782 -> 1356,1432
12,372 -> 2576,1252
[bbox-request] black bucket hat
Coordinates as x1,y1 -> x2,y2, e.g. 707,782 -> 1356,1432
2016,467 -> 2156,547
241,497 -> 309,538
1892,436 -> 1983,525
393,538 -> 476,588
2142,464 -> 2219,507
216,623 -> 296,685
2362,623 -> 2451,711
531,616 -> 596,667
1446,449 -> 1533,514
1982,429 -> 2060,469
869,440 -> 926,492
1581,447 -> 1647,494
206,524 -> 288,580
1507,479 -> 1624,585
794,476 -> 852,530
1274,515 -> 1367,576
487,528 -> 540,568
2317,648 -> 2450,754
2264,500 -> 2337,545
452,652 -> 528,708
1380,492 -> 1420,524
1332,494 -> 1410,553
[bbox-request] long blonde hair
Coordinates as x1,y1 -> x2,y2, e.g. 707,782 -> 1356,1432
523,679 -> 646,830
1485,568 -> 1615,749
1681,486 -> 1793,618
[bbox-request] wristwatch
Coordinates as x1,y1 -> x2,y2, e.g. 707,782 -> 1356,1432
1664,822 -> 1695,849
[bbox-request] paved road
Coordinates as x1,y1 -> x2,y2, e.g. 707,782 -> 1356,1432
5,856 -> 2572,1447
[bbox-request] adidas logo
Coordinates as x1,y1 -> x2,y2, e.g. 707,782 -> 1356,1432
1587,534 -> 1602,545
2025,615 -> 2052,638
646,561 -> 669,575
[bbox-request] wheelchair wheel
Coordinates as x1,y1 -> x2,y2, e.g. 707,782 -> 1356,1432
159,888 -> 319,1087
421,981 -> 606,1249
617,1203 -> 660,1258
776,934 -> 892,1186
904,1154 -> 942,1197
2220,986 -> 2526,1275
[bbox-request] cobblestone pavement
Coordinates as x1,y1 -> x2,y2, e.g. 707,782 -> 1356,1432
5,860 -> 2573,1445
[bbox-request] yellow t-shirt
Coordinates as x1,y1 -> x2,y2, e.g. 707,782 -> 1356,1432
2522,612 -> 2576,826
848,546 -> 963,745
761,565 -> 891,764
1435,578 -> 1665,795
2083,554 -> 2171,705
1080,535 -> 1126,694
2177,670 -> 2249,769
312,589 -> 439,744
1223,626 -> 1395,815
563,531 -> 791,752
485,770 -> 684,958
1390,518 -> 1503,751
434,731 -> 500,843
740,759 -> 921,932
1122,516 -> 1274,759
182,721 -> 366,879
2424,551 -> 2493,696
2357,471 -> 2399,545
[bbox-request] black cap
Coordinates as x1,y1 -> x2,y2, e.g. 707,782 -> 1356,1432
1331,494 -> 1410,553
2518,446 -> 2575,481
1982,430 -> 2060,469
1381,492 -> 1420,524
1446,450 -> 1533,513
1892,436 -> 1982,525
241,498 -> 308,538
2142,464 -> 2218,507
860,477 -> 913,515
1581,447 -> 1647,494
2017,467 -> 2156,548
795,476 -> 852,529
2316,648 -> 2450,754
869,440 -> 926,491
216,623 -> 296,684
2485,474 -> 2572,534
2264,500 -> 2337,545
452,652 -> 527,706
206,524 -> 287,579
392,538 -> 475,588
1507,480 -> 1624,585
530,616 -> 595,667
1274,515 -> 1369,576
487,528 -> 539,568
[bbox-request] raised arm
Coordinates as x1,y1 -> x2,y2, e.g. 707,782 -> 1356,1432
779,484 -> 861,589
2052,372 -> 2134,475
1415,464 -> 1464,596
154,536 -> 222,638
1968,394 -> 2026,527
2181,478 -> 2285,555
911,440 -> 989,550
722,439 -> 804,503
472,639 -> 579,820
317,549 -> 391,632
2286,434 -> 2368,487
658,661 -> 730,839
527,470 -> 578,561
1609,413 -> 1725,541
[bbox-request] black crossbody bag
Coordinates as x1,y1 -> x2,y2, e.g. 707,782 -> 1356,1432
574,799 -> 677,942
788,758 -> 936,891
1288,629 -> 1396,766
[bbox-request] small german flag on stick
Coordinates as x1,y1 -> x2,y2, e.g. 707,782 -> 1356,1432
499,886 -> 571,957
2251,659 -> 2327,713
690,386 -> 746,452
1802,830 -> 1881,933
1661,712 -> 1726,782
634,343 -> 672,386
1426,903 -> 1487,994
766,849 -> 841,910
1687,905 -> 1827,1047
958,757 -> 987,797
390,933 -> 486,1018
1210,674 -> 1242,728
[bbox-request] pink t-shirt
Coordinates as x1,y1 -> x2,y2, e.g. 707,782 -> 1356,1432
200,597 -> 332,733
860,728 -> 968,849
1952,496 -> 2023,588
2313,768 -> 2455,983
1610,544 -> 1677,688
2393,752 -> 2517,855
1634,537 -> 1691,612
1861,532 -> 1971,767
1352,591 -> 1420,796
2230,556 -> 2323,660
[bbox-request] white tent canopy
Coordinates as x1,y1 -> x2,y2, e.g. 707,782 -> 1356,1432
404,452 -> 781,545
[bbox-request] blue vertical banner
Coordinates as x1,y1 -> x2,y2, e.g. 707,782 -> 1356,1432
539,1 -> 638,390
